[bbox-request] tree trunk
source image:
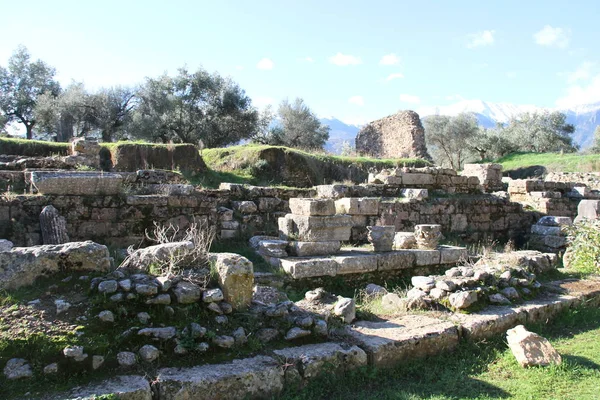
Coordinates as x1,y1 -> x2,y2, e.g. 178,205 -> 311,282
26,123 -> 33,140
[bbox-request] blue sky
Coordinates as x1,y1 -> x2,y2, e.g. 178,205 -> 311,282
1,0 -> 599,125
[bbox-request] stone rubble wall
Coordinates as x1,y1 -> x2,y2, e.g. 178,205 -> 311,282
545,171 -> 600,191
367,166 -> 481,194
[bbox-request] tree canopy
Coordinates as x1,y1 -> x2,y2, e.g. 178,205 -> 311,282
130,68 -> 259,147
423,113 -> 479,170
254,98 -> 330,150
0,46 -> 60,139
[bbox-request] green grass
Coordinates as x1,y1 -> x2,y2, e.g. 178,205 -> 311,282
0,137 -> 70,157
495,152 -> 600,174
282,305 -> 600,399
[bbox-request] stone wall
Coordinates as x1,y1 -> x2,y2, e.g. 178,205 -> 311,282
355,110 -> 432,161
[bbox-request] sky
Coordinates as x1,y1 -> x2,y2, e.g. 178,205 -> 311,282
1,0 -> 599,126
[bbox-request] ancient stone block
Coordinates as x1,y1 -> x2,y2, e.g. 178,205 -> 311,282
289,198 -> 336,216
212,253 -> 254,310
287,241 -> 341,257
506,325 -> 562,367
30,171 -> 123,195
400,188 -> 428,199
278,214 -> 352,242
401,173 -> 435,186
40,205 -> 69,245
334,198 -> 379,215
413,249 -> 441,266
575,199 -> 600,222
333,253 -> 378,274
355,110 -> 432,160
280,257 -> 338,279
315,184 -> 350,199
439,246 -> 468,264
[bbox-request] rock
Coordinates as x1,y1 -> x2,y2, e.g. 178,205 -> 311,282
411,276 -> 436,291
207,302 -> 223,314
215,315 -> 229,324
574,199 -> 600,222
43,362 -> 58,375
98,279 -> 118,294
0,241 -> 112,291
55,299 -> 71,315
278,214 -> 353,242
213,335 -> 235,348
287,240 -> 341,257
135,283 -> 158,296
212,253 -> 254,310
501,287 -> 520,300
406,287 -> 427,299
257,240 -> 288,258
174,345 -> 188,355
202,288 -> 224,303
0,239 -> 14,252
449,291 -> 478,309
537,216 -> 573,227
219,302 -> 233,314
394,232 -> 417,249
145,294 -> 172,305
3,358 -> 33,380
137,312 -> 151,324
314,319 -> 328,336
289,198 -> 336,216
296,316 -> 314,328
355,110 -> 432,160
232,200 -> 258,214
256,328 -> 279,343
92,355 -> 104,370
333,297 -> 356,323
414,224 -> 442,250
305,288 -> 327,302
174,281 -> 201,304
367,226 -> 395,252
435,280 -> 457,292
315,184 -> 350,199
61,375 -> 152,400
489,293 -> 511,305
155,276 -> 173,292
382,293 -> 406,309
365,283 -> 388,296
445,267 -> 462,277
139,345 -> 160,362
118,279 -> 132,291
429,288 -> 447,300
39,205 -> 69,245
117,351 -> 137,367
63,345 -> 88,362
183,323 -> 206,339
120,241 -> 195,272
232,327 -> 248,345
506,325 -> 562,367
285,327 -> 312,340
138,327 -> 177,340
98,310 -> 115,323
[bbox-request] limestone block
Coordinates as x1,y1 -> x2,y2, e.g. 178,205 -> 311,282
288,241 -> 341,257
40,205 -> 69,245
401,173 -> 435,186
232,201 -> 258,214
400,188 -> 428,199
30,171 -> 123,195
157,356 -> 284,400
367,225 -> 395,252
315,184 -> 350,199
280,257 -> 338,279
213,253 -> 254,310
57,375 -> 152,400
257,240 -> 288,258
289,198 -> 336,216
278,214 -> 352,242
341,315 -> 458,368
377,251 -> 416,271
394,232 -> 416,249
334,198 -> 380,215
120,241 -> 194,271
273,343 -> 367,381
506,325 -> 562,367
0,241 -> 112,290
333,253 -> 378,274
537,216 -> 572,227
450,306 -> 527,341
413,249 -> 441,266
574,199 -> 600,222
439,246 -> 468,264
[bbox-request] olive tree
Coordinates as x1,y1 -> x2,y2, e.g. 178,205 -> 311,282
0,46 -> 60,139
131,68 -> 259,147
502,111 -> 577,153
423,113 -> 480,170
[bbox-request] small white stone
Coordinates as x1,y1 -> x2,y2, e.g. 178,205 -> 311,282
43,363 -> 58,375
98,310 -> 114,323
139,345 -> 160,362
117,351 -> 137,367
92,355 -> 104,370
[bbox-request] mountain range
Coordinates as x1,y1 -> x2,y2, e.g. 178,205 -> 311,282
321,100 -> 600,154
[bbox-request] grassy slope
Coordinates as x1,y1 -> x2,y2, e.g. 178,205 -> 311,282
495,152 -> 600,173
0,137 -> 70,157
283,305 -> 600,400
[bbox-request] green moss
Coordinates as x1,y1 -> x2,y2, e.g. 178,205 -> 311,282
0,137 -> 70,157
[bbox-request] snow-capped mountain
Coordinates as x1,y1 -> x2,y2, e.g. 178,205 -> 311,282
320,100 -> 600,153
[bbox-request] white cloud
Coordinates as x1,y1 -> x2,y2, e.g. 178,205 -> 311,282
303,56 -> 314,63
348,95 -> 365,106
379,53 -> 400,66
399,94 -> 421,104
385,72 -> 404,81
466,30 -> 495,49
567,61 -> 594,83
256,58 -> 274,70
253,96 -> 276,108
555,73 -> 600,108
329,52 -> 362,66
534,25 -> 570,49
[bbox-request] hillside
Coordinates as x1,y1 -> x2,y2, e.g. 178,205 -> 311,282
495,152 -> 600,176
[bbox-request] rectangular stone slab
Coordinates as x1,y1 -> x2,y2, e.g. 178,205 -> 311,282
280,257 -> 338,278
289,198 -> 336,216
29,171 -> 123,195
288,241 -> 341,256
273,343 -> 367,380
439,246 -> 468,265
376,251 -> 416,271
279,214 -> 352,241
413,249 -> 441,266
157,355 -> 284,400
55,375 -> 152,400
449,306 -> 527,341
342,315 -> 458,368
335,198 -> 380,215
333,252 -> 378,274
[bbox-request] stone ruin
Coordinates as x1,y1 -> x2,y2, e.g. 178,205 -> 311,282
355,110 -> 433,161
